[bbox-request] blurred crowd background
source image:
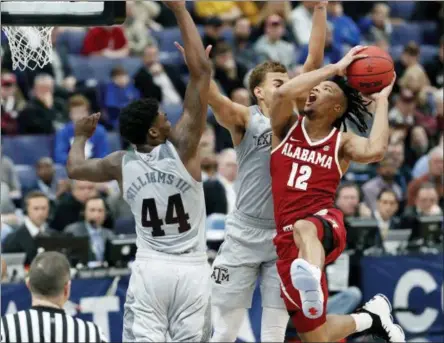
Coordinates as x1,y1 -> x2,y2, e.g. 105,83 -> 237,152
0,0 -> 443,269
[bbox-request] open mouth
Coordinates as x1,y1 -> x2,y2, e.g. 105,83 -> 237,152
306,93 -> 317,106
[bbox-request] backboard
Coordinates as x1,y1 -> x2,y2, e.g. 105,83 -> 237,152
1,1 -> 126,26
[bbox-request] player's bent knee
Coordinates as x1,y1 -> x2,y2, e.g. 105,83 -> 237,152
293,220 -> 318,242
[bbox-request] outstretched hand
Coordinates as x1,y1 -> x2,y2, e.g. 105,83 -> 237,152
369,73 -> 397,101
174,42 -> 212,66
335,45 -> 368,76
74,112 -> 100,139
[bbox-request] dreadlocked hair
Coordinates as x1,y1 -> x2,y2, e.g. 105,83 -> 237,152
331,76 -> 372,134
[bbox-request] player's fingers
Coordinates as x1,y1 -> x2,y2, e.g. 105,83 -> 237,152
353,54 -> 369,60
205,45 -> 213,58
174,42 -> 185,54
352,45 -> 368,55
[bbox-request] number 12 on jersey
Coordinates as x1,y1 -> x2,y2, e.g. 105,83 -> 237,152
287,162 -> 312,191
141,193 -> 191,237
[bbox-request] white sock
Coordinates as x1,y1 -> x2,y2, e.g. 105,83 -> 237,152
351,313 -> 373,332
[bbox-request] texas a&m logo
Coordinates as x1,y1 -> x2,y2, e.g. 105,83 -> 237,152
254,130 -> 272,149
212,266 -> 230,284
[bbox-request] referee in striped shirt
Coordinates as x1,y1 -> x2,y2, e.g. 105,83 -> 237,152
1,251 -> 107,343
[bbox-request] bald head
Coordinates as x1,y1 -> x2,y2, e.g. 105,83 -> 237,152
428,146 -> 444,177
28,252 -> 71,298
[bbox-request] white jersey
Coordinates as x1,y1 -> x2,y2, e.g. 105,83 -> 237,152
122,141 -> 207,254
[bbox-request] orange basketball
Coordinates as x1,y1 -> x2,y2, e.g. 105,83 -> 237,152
346,46 -> 395,95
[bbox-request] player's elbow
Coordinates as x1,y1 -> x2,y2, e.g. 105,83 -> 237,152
372,148 -> 386,162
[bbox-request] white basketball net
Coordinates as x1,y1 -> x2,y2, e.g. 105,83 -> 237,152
2,26 -> 54,71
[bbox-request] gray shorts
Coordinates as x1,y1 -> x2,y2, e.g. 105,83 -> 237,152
211,219 -> 285,309
123,250 -> 211,342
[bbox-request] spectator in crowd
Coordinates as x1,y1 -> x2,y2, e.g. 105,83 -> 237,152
104,66 -> 140,129
216,148 -> 238,213
398,64 -> 431,99
362,155 -> 403,212
0,152 -> 22,200
405,126 -> 431,168
335,182 -> 371,219
81,25 -> 129,58
1,72 -> 26,135
373,189 -> 401,239
231,88 -> 251,107
327,1 -> 361,47
64,197 -> 115,263
54,95 -> 109,165
290,1 -> 316,45
204,175 -> 228,216
388,88 -> 417,128
195,1 -> 259,24
124,0 -> 160,56
202,16 -> 225,56
407,146 -> 443,206
402,183 -> 443,230
254,14 -> 296,69
394,42 -> 420,81
23,158 -> 69,202
134,43 -> 186,104
2,192 -> 57,266
425,36 -> 444,89
387,140 -> 411,194
232,17 -> 258,70
18,74 -> 68,134
359,2 -> 392,44
51,180 -> 101,231
412,133 -> 443,178
213,42 -> 248,97
1,222 -> 14,243
297,23 -> 343,66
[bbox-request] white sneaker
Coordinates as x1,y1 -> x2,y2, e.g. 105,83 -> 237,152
358,294 -> 406,342
290,259 -> 324,319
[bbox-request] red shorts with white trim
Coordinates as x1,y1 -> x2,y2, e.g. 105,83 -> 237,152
275,208 -> 347,333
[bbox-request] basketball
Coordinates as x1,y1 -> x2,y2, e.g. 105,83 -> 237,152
346,46 -> 394,95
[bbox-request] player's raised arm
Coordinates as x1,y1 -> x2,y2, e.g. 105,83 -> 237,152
270,46 -> 367,139
66,113 -> 124,183
174,46 -> 249,141
302,2 -> 328,74
166,1 -> 212,163
341,76 -> 396,164
295,1 -> 328,110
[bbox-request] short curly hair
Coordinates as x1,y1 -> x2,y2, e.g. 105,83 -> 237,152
119,98 -> 160,145
248,61 -> 287,99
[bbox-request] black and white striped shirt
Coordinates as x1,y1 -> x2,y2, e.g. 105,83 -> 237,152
1,306 -> 107,343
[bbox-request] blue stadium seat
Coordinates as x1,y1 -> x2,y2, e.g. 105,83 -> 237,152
388,2 -> 415,20
15,165 -> 37,191
391,23 -> 422,46
153,26 -> 205,53
54,164 -> 67,179
420,45 -> 439,64
114,217 -> 136,235
107,132 -> 122,153
389,45 -> 439,65
68,56 -> 143,82
2,135 -> 53,165
56,30 -> 87,55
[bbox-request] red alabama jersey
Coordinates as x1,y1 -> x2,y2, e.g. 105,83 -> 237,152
270,116 -> 343,242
